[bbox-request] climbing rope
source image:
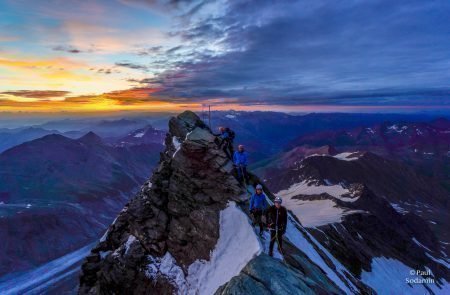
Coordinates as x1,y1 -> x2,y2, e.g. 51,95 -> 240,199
269,228 -> 285,259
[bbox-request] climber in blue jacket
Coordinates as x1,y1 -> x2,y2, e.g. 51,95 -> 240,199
233,144 -> 248,183
216,127 -> 234,159
249,184 -> 268,236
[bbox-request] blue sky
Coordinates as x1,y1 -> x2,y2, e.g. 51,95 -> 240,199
0,0 -> 449,113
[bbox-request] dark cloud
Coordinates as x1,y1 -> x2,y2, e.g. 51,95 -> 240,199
166,45 -> 183,54
115,62 -> 148,71
120,0 -> 206,13
96,68 -> 113,74
127,78 -> 154,84
52,45 -> 82,53
1,90 -> 70,99
52,44 -> 99,54
136,46 -> 163,56
147,0 -> 450,106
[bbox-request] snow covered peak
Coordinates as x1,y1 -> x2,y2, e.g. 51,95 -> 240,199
387,124 -> 408,133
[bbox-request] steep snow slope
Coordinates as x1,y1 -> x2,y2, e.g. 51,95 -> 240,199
187,202 -> 262,295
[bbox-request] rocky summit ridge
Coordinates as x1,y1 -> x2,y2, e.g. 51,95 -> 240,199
78,111 -> 371,294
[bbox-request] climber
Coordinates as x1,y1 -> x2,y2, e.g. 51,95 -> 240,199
215,127 -> 234,159
249,184 -> 268,236
233,144 -> 248,183
267,196 -> 287,257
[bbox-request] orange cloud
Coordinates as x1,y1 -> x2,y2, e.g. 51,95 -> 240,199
0,90 -> 70,99
0,87 -> 200,113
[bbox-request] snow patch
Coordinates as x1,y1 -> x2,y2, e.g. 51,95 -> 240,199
134,132 -> 145,138
284,198 -> 362,227
425,253 -> 450,268
100,251 -> 111,259
186,201 -> 262,295
145,252 -> 187,294
277,180 -> 357,202
172,136 -> 182,157
124,235 -> 136,255
333,152 -> 360,161
99,230 -> 109,243
366,128 -> 375,134
225,114 -> 236,119
412,238 -> 432,252
390,203 -> 408,214
388,124 -> 408,133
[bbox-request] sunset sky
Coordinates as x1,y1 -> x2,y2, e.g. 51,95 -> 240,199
1,0 -> 449,113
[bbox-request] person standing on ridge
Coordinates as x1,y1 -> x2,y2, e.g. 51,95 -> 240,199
249,184 -> 268,236
267,197 -> 287,257
216,127 -> 234,159
233,144 -> 248,183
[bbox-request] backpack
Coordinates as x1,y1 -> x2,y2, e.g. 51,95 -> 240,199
225,128 -> 235,140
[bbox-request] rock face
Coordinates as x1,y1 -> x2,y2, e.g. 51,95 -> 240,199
78,111 -> 354,294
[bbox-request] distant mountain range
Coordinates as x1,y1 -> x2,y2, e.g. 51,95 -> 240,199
284,118 -> 450,190
0,131 -> 164,277
0,118 -> 168,153
209,111 -> 446,162
288,118 -> 450,157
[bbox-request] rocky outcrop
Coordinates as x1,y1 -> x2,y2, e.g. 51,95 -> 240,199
79,111 -> 247,293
